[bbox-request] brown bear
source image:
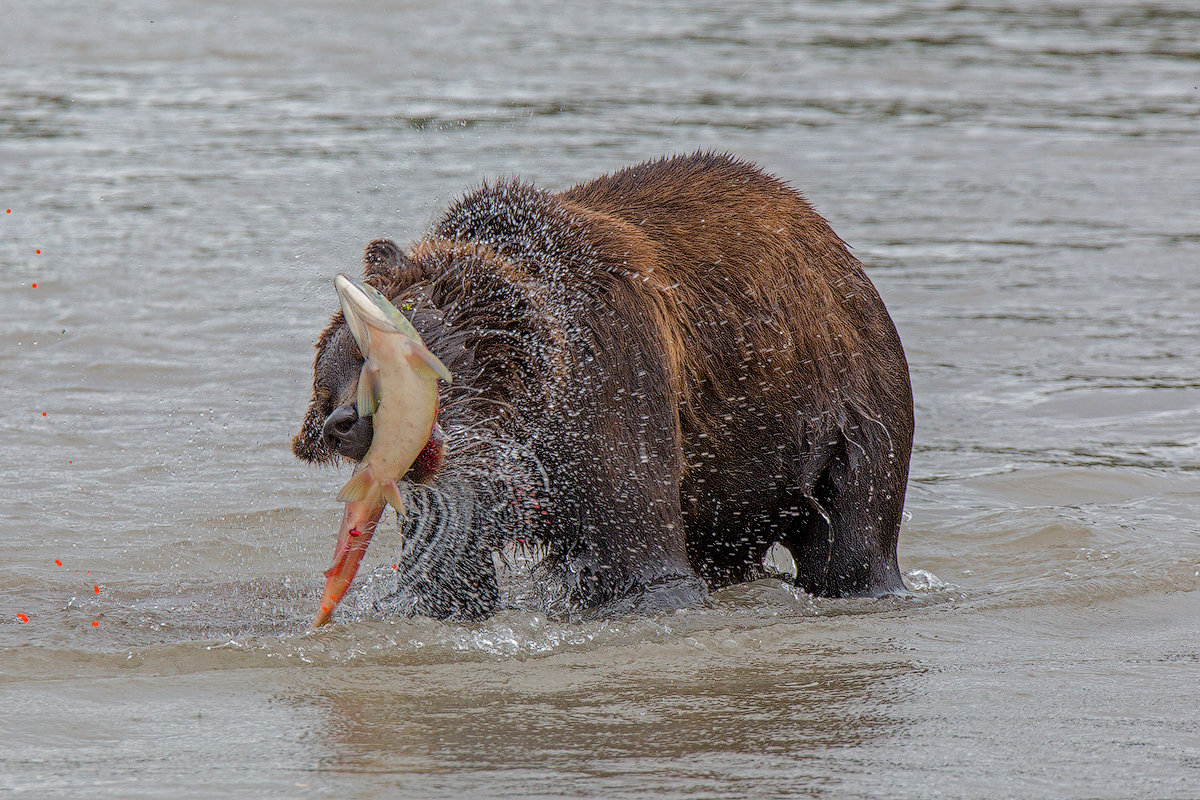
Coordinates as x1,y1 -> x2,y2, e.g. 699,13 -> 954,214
292,152 -> 913,620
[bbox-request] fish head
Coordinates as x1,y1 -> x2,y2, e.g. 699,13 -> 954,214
334,273 -> 426,355
334,273 -> 454,385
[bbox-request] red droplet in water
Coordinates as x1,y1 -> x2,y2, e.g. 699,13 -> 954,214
5,209 -> 10,214
42,412 -> 47,417
93,585 -> 100,594
91,621 -> 99,627
54,559 -> 62,567
17,613 -> 29,623
35,250 -> 41,255
31,283 -> 37,289
69,461 -> 72,464
391,564 -> 399,571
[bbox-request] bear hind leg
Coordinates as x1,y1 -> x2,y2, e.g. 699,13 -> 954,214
783,447 -> 906,598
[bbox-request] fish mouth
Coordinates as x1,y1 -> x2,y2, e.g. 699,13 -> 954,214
334,273 -> 392,345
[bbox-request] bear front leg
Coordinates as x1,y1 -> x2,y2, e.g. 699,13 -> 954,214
367,496 -> 503,621
534,396 -> 707,616
534,453 -> 707,616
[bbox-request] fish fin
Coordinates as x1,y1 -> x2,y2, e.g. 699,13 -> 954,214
382,481 -> 407,518
406,341 -> 453,384
336,468 -> 374,503
356,362 -> 381,418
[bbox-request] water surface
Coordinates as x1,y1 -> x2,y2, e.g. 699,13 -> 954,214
2,1 -> 1198,797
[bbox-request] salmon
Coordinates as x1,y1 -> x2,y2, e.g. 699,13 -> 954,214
311,274 -> 452,627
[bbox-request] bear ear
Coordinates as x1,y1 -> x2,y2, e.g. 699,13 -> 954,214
362,238 -> 426,295
362,238 -> 406,280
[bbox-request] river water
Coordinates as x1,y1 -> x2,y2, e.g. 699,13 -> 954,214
2,1 -> 1198,797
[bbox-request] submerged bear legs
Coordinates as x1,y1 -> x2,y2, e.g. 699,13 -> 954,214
683,417 -> 909,599
377,534 -> 502,620
367,488 -> 504,621
783,435 -> 907,598
685,505 -> 773,591
539,447 -> 706,613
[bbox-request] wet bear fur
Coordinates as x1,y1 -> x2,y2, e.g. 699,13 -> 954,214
292,153 -> 914,620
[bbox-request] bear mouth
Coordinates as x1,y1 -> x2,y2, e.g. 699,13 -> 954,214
404,421 -> 446,483
320,403 -> 446,480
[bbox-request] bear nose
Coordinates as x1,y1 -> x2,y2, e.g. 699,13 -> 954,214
321,405 -> 372,460
323,405 -> 357,440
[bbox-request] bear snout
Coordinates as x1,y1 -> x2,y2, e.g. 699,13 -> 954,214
321,405 -> 373,461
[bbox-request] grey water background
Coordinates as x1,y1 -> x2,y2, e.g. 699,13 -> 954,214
2,0 -> 1198,797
